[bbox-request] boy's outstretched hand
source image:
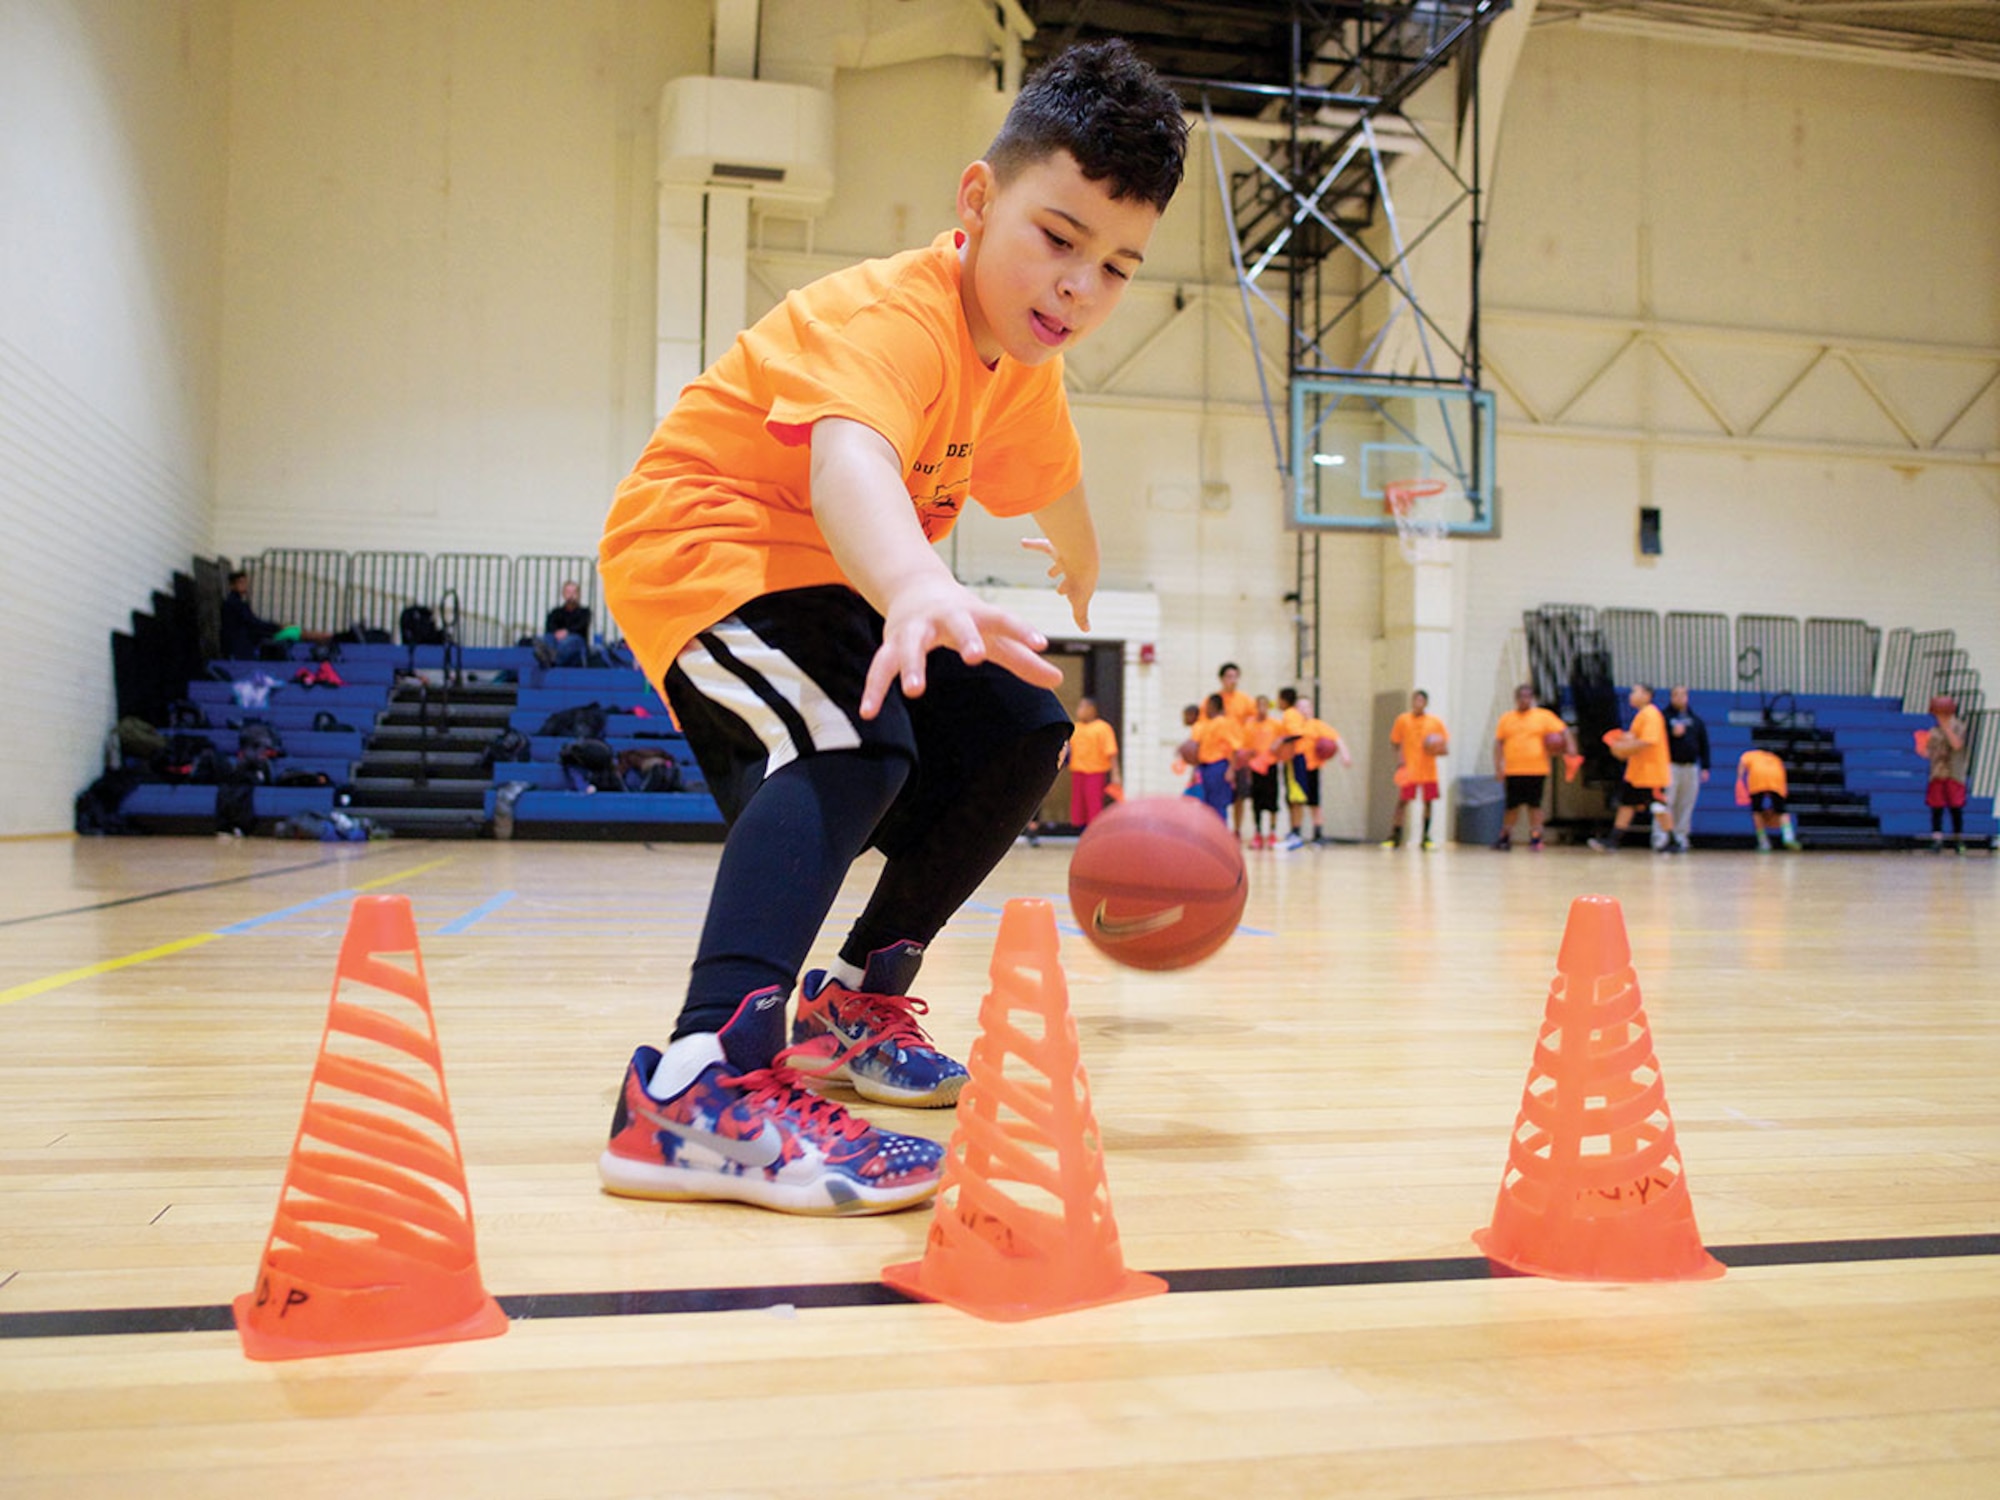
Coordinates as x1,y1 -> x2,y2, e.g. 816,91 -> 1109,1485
1021,537 -> 1096,631
862,577 -> 1057,720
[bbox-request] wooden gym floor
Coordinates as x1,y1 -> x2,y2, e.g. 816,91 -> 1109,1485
1,833 -> 1996,1497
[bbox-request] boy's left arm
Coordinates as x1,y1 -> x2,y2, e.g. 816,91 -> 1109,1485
1020,483 -> 1100,630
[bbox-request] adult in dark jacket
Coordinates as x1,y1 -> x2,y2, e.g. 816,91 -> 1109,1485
1663,684 -> 1711,853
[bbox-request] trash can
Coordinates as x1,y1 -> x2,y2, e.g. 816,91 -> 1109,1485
1455,775 -> 1506,846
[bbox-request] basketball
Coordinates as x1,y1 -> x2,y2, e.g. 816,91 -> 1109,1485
1068,796 -> 1246,971
1543,729 -> 1568,752
1177,737 -> 1200,764
1314,735 -> 1340,762
1930,694 -> 1956,718
1424,732 -> 1447,754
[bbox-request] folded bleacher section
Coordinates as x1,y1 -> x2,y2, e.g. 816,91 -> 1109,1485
1526,606 -> 1997,849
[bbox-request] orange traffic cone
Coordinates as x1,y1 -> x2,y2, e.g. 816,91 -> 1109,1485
1473,895 -> 1724,1282
883,899 -> 1165,1321
234,896 -> 508,1359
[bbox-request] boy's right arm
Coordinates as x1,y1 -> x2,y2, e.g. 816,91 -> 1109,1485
810,417 -> 1060,718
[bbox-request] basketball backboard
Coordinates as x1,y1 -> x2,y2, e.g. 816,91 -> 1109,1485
1288,377 -> 1497,538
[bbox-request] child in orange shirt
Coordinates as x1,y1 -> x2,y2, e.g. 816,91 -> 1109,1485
1736,748 -> 1801,852
595,43 -> 1188,1216
1491,682 -> 1573,851
1188,691 -> 1246,824
1589,684 -> 1673,853
1383,689 -> 1448,850
1067,696 -> 1119,828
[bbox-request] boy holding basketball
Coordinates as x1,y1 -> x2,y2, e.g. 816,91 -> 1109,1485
595,42 -> 1188,1215
1589,683 -> 1672,852
1924,696 -> 1971,853
1383,690 -> 1448,850
1491,683 -> 1572,851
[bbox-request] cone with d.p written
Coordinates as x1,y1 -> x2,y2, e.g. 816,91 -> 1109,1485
883,898 -> 1165,1321
234,895 -> 507,1359
1473,894 -> 1724,1282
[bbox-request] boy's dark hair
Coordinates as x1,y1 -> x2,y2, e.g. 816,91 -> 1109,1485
228,570 -> 249,587
986,39 -> 1189,213
1204,692 -> 1224,715
1278,687 -> 1298,707
1218,661 -> 1239,677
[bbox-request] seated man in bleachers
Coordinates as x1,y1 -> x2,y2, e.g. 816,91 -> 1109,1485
534,580 -> 593,668
221,571 -> 330,659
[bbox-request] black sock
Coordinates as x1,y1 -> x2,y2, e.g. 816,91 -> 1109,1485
673,750 -> 910,1042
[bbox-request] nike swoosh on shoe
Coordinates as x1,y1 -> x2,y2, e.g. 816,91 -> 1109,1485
636,1104 -> 787,1170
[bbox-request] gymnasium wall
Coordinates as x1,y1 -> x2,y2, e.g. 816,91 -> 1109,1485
1458,29 -> 2000,755
0,0 -> 229,838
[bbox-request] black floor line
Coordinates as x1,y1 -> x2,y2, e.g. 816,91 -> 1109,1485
3,1232 -> 1993,1343
0,852 -> 378,930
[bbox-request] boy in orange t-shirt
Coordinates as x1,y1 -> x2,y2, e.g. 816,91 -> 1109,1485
1189,692 -> 1247,823
1736,748 -> 1801,852
1589,684 -> 1674,853
1217,662 -> 1257,838
1066,697 -> 1119,829
1491,682 -> 1573,851
1383,690 -> 1449,850
594,43 -> 1188,1216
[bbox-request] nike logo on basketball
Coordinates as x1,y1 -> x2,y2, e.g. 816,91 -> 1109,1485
1091,901 -> 1185,940
638,1104 -> 785,1170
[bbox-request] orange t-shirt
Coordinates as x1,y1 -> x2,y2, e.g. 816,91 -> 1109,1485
1193,715 -> 1245,766
1391,712 -> 1448,784
1219,689 -> 1256,726
1300,718 -> 1341,771
1495,707 -> 1568,776
1068,719 -> 1118,776
600,230 -> 1083,675
1623,704 -> 1670,789
1737,749 -> 1787,797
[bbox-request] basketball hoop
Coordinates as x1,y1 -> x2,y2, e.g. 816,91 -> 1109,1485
1384,479 -> 1451,564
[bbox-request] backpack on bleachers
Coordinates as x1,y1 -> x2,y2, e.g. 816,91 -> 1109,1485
167,699 -> 205,730
163,732 -> 219,782
75,768 -> 151,834
400,604 -> 449,647
480,727 -> 531,772
116,718 -> 168,763
535,703 -> 608,740
618,747 -> 683,793
558,737 -> 622,793
311,710 -> 357,734
334,624 -> 393,645
237,720 -> 286,764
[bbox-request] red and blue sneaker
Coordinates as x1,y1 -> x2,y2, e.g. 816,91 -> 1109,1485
598,987 -> 943,1215
791,941 -> 969,1109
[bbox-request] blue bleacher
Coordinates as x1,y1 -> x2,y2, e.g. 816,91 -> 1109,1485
485,787 -> 722,834
187,680 -> 388,711
119,783 -> 339,826
1620,688 -> 1994,845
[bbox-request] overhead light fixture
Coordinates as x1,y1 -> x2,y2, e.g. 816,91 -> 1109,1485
1311,452 -> 1345,466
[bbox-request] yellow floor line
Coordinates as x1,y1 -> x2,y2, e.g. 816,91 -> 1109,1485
0,933 -> 222,1007
352,855 -> 456,891
0,853 -> 456,1007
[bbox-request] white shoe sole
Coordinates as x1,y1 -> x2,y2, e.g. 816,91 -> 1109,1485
597,1151 -> 938,1215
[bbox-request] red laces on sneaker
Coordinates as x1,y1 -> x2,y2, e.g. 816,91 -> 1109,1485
723,1055 -> 873,1141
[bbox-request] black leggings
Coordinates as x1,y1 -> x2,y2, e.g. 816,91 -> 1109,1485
673,721 -> 1069,1039
1932,804 -> 1965,835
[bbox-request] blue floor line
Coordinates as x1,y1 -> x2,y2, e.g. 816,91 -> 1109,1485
213,891 -> 354,935
436,891 -> 518,935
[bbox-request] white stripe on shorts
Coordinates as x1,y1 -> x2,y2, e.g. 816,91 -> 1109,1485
676,619 -> 863,776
